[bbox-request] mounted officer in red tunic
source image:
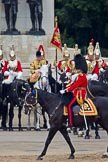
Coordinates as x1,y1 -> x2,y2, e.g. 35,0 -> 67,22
60,52 -> 88,127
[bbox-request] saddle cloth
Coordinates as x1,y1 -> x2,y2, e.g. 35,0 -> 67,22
30,72 -> 41,83
63,98 -> 98,116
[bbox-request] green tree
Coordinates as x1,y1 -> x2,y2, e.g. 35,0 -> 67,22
55,0 -> 108,55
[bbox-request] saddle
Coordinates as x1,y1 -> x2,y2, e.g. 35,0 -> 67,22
63,98 -> 98,116
29,72 -> 41,83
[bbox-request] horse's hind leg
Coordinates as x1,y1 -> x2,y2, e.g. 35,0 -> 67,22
37,127 -> 58,160
95,123 -> 100,139
59,128 -> 75,159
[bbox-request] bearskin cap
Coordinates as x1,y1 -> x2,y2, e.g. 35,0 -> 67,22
74,54 -> 88,74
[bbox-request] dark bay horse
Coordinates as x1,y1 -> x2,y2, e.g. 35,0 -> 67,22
1,79 -> 30,131
24,88 -> 108,160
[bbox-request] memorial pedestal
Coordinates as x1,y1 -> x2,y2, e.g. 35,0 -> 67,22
1,30 -> 21,35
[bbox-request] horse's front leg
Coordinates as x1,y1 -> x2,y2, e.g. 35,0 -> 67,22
27,109 -> 31,131
18,105 -> 23,131
9,103 -> 14,131
37,126 -> 58,160
59,128 -> 75,159
34,105 -> 41,131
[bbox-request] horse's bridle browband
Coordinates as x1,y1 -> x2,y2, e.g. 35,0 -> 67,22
87,86 -> 95,99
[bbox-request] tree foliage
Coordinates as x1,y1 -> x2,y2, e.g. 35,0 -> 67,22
55,0 -> 108,56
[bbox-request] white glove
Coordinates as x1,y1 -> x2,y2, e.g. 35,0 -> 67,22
4,71 -> 10,76
13,72 -> 18,77
100,68 -> 105,72
60,89 -> 66,94
10,70 -> 14,75
66,72 -> 71,78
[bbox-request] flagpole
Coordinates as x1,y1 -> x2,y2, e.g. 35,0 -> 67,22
55,48 -> 57,93
50,16 -> 62,93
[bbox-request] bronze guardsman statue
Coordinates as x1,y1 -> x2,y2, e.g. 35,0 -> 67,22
26,0 -> 45,35
2,0 -> 20,34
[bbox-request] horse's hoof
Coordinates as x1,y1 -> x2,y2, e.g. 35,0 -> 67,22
47,128 -> 50,131
35,128 -> 41,131
95,135 -> 100,139
67,128 -> 71,133
68,154 -> 75,159
84,135 -> 90,139
37,156 -> 43,160
73,131 -> 78,135
2,127 -> 7,131
78,134 -> 83,137
9,128 -> 13,131
78,131 -> 84,137
27,127 -> 31,131
102,152 -> 108,158
19,128 -> 23,131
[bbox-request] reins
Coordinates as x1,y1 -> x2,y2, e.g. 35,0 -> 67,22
87,85 -> 95,99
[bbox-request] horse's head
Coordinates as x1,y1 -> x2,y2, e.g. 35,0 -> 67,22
39,64 -> 49,91
23,90 -> 37,114
9,79 -> 31,107
99,67 -> 108,83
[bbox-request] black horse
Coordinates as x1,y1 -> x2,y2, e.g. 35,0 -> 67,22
24,88 -> 108,160
48,67 -> 100,138
1,79 -> 30,131
99,67 -> 108,83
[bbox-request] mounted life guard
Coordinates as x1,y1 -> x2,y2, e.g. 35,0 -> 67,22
2,45 -> 23,105
57,44 -> 72,84
70,44 -> 81,81
29,45 -> 48,89
60,52 -> 88,127
94,42 -> 107,73
0,45 -> 7,73
91,42 -> 102,80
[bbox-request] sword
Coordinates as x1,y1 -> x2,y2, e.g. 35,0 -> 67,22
81,103 -> 88,130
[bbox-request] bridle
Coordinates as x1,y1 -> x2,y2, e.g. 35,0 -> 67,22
24,90 -> 37,110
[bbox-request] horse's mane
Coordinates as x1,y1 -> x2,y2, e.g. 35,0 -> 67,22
37,88 -> 73,106
88,80 -> 108,97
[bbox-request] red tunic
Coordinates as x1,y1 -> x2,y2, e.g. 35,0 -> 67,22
66,73 -> 88,100
2,60 -> 23,79
92,61 -> 99,76
57,60 -> 71,73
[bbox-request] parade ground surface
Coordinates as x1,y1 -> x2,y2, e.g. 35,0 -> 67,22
0,128 -> 108,162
